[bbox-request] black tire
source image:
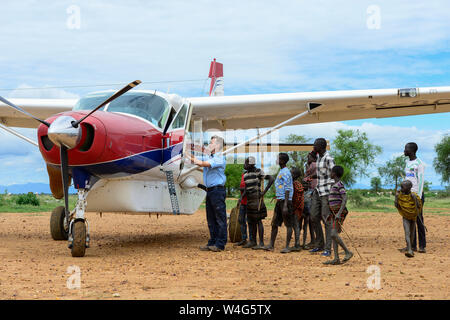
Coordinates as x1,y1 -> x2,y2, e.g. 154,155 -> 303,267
50,206 -> 69,240
228,205 -> 242,243
71,220 -> 86,257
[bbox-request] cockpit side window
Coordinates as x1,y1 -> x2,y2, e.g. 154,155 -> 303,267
169,103 -> 188,130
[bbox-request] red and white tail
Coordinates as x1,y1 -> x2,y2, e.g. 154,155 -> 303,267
208,58 -> 224,96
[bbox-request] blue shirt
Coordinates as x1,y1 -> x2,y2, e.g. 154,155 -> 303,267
202,153 -> 226,188
275,167 -> 293,200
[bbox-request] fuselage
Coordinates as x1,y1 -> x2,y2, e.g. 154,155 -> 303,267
36,90 -> 205,214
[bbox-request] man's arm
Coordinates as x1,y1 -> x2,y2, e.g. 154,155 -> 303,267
239,190 -> 246,204
336,194 -> 347,219
411,193 -> 420,213
328,157 -> 335,172
417,162 -> 425,197
262,175 -> 275,197
283,190 -> 290,214
185,154 -> 211,168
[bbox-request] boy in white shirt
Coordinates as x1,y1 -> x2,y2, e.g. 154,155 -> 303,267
403,142 -> 426,253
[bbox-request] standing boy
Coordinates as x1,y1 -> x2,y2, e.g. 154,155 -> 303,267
403,142 -> 426,253
323,165 -> 353,265
310,138 -> 335,257
302,151 -> 317,249
395,180 -> 422,258
263,153 -> 294,253
236,171 -> 249,246
291,167 -> 304,252
240,156 -> 274,249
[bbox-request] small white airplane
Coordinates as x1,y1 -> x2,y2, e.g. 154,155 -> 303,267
1,59 -> 449,257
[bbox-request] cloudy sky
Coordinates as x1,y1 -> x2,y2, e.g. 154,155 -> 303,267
0,0 -> 449,188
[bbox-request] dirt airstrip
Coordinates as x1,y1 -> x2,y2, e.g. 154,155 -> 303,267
0,208 -> 449,300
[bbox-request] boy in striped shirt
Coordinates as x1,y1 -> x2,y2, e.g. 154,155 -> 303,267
323,166 -> 353,265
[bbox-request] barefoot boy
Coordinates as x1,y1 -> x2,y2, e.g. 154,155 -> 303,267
323,165 -> 353,265
240,156 -> 274,249
395,180 -> 422,258
291,167 -> 304,252
263,153 -> 294,253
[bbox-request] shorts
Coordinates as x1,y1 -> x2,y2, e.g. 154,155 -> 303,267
329,204 -> 348,233
247,204 -> 267,224
272,200 -> 294,228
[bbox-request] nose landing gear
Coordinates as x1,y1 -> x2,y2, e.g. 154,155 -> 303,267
50,188 -> 90,257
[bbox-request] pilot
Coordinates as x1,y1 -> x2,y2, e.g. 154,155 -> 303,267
186,135 -> 227,252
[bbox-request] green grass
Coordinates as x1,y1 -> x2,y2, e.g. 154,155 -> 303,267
0,193 -> 448,215
0,194 -> 77,213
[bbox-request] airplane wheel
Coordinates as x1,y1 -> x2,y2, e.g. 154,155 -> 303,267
71,220 -> 86,257
50,206 -> 68,240
228,206 -> 242,243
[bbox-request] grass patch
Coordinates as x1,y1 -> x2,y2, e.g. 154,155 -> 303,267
0,192 -> 448,215
0,194 -> 77,213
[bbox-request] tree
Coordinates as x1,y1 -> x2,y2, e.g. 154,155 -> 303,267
330,129 -> 382,186
284,134 -> 309,172
433,135 -> 450,185
423,181 -> 432,193
224,160 -> 244,197
378,155 -> 406,191
370,177 -> 382,193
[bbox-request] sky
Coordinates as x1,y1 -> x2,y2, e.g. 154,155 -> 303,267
0,0 -> 449,188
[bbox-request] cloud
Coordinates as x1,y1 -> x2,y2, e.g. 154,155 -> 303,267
6,84 -> 80,99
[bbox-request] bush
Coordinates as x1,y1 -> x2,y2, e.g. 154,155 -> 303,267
348,189 -> 373,208
15,193 -> 40,206
436,188 -> 450,199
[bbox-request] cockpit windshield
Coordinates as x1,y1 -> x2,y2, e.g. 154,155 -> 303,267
73,91 -> 171,128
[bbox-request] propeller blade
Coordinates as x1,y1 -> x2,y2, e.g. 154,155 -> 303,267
72,80 -> 141,128
60,145 -> 70,224
0,95 -> 51,127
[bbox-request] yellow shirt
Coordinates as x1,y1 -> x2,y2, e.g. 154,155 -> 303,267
396,192 -> 422,221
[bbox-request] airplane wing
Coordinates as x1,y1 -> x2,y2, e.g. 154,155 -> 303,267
2,86 -> 450,130
0,98 -> 76,128
188,86 -> 450,130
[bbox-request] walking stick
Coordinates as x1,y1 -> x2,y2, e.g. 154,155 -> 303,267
330,208 -> 364,260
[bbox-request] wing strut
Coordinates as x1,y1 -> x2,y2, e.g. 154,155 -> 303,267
0,123 -> 38,147
179,102 -> 324,180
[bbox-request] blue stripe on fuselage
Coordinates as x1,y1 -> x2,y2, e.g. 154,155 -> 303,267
74,143 -> 182,177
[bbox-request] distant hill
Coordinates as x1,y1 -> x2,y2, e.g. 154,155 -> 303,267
0,183 -> 76,194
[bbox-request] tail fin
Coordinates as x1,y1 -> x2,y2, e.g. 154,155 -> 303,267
208,58 -> 224,96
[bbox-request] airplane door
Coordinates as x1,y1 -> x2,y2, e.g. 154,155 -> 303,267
161,101 -> 193,173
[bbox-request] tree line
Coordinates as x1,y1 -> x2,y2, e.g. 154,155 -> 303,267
224,130 -> 449,197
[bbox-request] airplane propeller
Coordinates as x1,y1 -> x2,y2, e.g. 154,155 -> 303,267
0,96 -> 51,127
0,80 -> 141,238
71,80 -> 141,128
60,145 -> 70,224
